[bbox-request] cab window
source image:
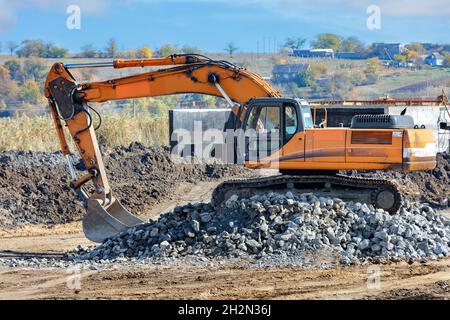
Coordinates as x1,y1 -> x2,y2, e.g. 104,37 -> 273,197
284,105 -> 298,142
246,106 -> 280,133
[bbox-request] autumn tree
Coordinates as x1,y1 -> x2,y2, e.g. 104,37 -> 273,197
20,79 -> 42,104
136,46 -> 153,58
0,66 -> 19,100
0,66 -> 10,96
406,42 -> 425,55
364,58 -> 381,76
4,59 -> 22,82
407,50 -> 419,61
444,52 -> 450,67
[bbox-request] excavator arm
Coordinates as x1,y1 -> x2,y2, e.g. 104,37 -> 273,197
44,54 -> 280,242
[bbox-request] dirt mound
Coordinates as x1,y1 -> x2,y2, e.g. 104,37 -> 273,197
346,153 -> 450,207
0,142 -> 251,228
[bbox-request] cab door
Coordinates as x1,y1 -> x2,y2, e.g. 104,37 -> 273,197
280,102 -> 306,167
243,102 -> 282,168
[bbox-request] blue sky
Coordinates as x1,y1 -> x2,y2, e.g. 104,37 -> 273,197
0,0 -> 449,53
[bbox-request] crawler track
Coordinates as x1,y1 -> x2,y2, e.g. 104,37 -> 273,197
212,174 -> 402,214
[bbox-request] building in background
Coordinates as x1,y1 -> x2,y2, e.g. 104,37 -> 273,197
370,43 -> 403,60
335,52 -> 367,60
292,49 -> 334,58
272,63 -> 310,83
424,52 -> 445,67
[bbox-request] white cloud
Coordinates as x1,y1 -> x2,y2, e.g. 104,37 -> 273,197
0,0 -> 448,32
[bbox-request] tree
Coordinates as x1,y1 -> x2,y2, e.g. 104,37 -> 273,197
159,44 -> 180,56
0,66 -> 10,96
407,50 -> 419,61
406,42 -> 425,55
339,36 -> 365,53
311,33 -> 341,51
295,71 -> 314,87
16,39 -> 67,58
443,52 -> 450,67
283,37 -> 307,50
136,46 -> 153,58
45,44 -> 68,58
4,59 -> 22,82
16,40 -> 46,58
81,44 -> 97,58
224,42 -> 239,58
6,41 -> 19,56
365,57 -> 380,75
106,38 -> 118,58
394,54 -> 408,64
23,59 -> 47,82
330,73 -> 353,99
20,79 -> 42,104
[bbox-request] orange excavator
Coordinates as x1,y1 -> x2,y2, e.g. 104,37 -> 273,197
44,54 -> 437,243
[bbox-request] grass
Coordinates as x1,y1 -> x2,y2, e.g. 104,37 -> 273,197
0,113 -> 169,152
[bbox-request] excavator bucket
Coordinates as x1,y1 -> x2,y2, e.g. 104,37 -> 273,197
82,197 -> 145,243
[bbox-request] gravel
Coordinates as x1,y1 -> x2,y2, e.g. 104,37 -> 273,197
71,192 -> 450,266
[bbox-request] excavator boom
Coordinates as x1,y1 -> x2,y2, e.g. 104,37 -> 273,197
44,54 -> 280,242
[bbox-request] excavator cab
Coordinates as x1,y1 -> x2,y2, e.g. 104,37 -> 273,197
242,98 -> 313,167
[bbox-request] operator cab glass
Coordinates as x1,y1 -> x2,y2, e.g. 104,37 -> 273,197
297,99 -> 314,129
243,98 -> 313,161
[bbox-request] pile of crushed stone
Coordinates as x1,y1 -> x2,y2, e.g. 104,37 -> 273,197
0,142 -> 250,228
74,192 -> 450,265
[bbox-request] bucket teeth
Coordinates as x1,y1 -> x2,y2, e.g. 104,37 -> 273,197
83,198 -> 144,243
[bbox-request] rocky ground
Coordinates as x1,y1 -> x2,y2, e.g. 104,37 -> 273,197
0,146 -> 449,299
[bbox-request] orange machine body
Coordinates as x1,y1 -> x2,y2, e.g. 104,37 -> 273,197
246,127 -> 436,172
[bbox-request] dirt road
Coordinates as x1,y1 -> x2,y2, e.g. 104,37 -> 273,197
0,258 -> 449,300
0,180 -> 449,300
